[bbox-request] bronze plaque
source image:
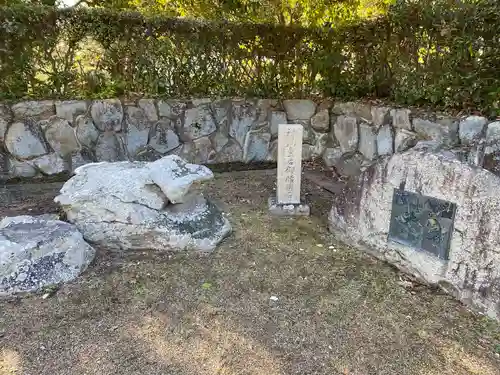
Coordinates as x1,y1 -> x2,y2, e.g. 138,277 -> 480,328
388,189 -> 456,260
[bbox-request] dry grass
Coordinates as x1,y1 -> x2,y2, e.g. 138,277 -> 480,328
0,170 -> 499,375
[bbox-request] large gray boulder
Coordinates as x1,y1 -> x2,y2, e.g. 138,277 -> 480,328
54,155 -> 231,252
0,215 -> 95,295
329,149 -> 500,321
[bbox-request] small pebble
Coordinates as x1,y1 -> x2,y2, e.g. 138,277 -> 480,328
316,244 -> 324,248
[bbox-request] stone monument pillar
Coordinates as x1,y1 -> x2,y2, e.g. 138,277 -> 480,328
268,124 -> 310,216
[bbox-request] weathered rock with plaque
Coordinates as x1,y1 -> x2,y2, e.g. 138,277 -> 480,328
268,124 -> 310,216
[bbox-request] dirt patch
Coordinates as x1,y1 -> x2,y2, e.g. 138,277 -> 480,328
1,170 -> 499,375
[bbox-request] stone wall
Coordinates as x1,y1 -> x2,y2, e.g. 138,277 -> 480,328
0,98 -> 498,180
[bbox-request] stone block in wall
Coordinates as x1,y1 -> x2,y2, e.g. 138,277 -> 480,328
5,121 -> 48,159
214,140 -> 243,163
371,106 -> 391,128
332,102 -> 372,123
176,136 -> 215,164
329,149 -> 500,321
243,129 -> 271,162
283,100 -> 316,121
148,121 -> 180,155
95,132 -> 126,162
183,104 -> 217,140
270,111 -> 287,137
390,108 -> 412,130
377,124 -> 394,156
394,129 -> 418,152
229,100 -> 258,147
125,105 -> 151,131
358,123 -> 377,160
310,109 -> 330,132
334,116 -> 358,153
211,99 -> 231,132
0,153 -> 9,180
312,133 -> 328,157
8,158 -> 39,178
90,99 -> 124,132
335,152 -> 366,177
485,121 -> 500,154
322,147 -> 342,168
266,140 -> 278,161
210,132 -> 229,153
137,99 -> 159,122
157,100 -> 186,119
134,146 -> 163,162
459,115 -> 488,145
55,100 -> 88,123
75,115 -> 99,148
191,98 -> 212,107
31,153 -> 69,175
12,100 -> 55,120
0,104 -> 12,143
302,144 -> 314,161
413,117 -> 459,147
44,117 -> 80,157
256,99 -> 278,123
126,123 -> 149,157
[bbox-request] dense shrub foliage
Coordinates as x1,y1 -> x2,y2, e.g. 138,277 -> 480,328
0,0 -> 499,114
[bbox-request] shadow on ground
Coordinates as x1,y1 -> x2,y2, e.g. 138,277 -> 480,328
1,170 -> 499,375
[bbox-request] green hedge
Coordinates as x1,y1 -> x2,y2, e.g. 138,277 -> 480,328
0,0 -> 499,115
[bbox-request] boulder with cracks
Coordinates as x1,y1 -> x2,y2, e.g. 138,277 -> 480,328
0,215 -> 95,295
55,155 -> 231,252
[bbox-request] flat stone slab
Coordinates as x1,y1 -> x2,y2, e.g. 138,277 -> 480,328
268,196 -> 310,217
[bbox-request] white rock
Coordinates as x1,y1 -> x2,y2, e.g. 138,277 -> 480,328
55,156 -> 231,252
0,215 -> 95,295
283,100 -> 316,121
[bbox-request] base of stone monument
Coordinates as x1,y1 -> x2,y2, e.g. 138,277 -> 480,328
268,196 -> 310,216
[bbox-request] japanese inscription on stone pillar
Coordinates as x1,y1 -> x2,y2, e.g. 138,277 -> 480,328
277,124 -> 303,204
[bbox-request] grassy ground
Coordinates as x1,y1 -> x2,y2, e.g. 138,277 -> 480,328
1,170 -> 500,375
